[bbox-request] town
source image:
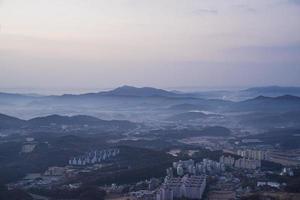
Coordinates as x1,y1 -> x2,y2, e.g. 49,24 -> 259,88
6,138 -> 300,200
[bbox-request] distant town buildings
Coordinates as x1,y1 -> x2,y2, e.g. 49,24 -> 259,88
237,149 -> 268,160
280,167 -> 294,176
21,143 -> 36,153
157,158 -> 221,199
219,155 -> 235,167
166,167 -> 173,178
130,190 -> 157,200
68,148 -> 119,166
44,167 -> 65,176
257,181 -> 281,189
172,158 -> 225,177
21,137 -> 37,153
156,175 -> 206,200
220,155 -> 261,170
198,159 -> 226,174
234,158 -> 261,169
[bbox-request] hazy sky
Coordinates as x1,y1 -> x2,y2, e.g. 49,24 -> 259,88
0,0 -> 300,93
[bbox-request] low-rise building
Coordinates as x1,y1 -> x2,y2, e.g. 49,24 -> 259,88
44,167 -> 65,176
257,181 -> 280,189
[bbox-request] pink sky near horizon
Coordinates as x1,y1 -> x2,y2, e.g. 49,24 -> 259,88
0,0 -> 300,91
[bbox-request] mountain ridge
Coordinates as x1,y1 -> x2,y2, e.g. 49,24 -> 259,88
2,85 -> 300,99
245,94 -> 300,102
0,113 -> 136,130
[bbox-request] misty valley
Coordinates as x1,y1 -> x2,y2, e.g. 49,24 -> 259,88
0,86 -> 300,200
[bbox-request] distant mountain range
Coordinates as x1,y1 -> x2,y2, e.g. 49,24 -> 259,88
75,85 -> 300,99
190,86 -> 300,100
1,85 -> 300,99
249,95 -> 300,101
234,95 -> 300,111
1,86 -> 300,119
57,85 -> 186,99
242,86 -> 300,95
0,113 -> 136,130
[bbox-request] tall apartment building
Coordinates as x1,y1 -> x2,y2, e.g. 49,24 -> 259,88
220,155 -> 261,170
237,149 -> 268,160
156,175 -> 206,200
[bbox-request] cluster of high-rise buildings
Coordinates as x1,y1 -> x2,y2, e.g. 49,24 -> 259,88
171,158 -> 225,177
280,167 -> 294,176
219,155 -> 261,170
68,148 -> 120,166
219,155 -> 235,167
172,159 -> 195,176
234,158 -> 261,169
156,175 -> 206,200
156,159 -> 221,200
237,149 -> 268,160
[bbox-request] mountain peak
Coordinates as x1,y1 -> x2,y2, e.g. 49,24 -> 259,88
100,86 -> 177,97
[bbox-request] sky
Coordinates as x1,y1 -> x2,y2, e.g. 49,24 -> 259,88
0,0 -> 300,93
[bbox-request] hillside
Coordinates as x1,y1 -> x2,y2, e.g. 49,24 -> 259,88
168,103 -> 200,111
0,114 -> 26,129
233,95 -> 300,112
0,114 -> 136,131
243,86 -> 300,95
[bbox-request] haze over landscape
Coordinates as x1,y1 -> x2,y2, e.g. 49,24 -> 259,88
1,0 -> 300,92
1,1 -> 300,200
